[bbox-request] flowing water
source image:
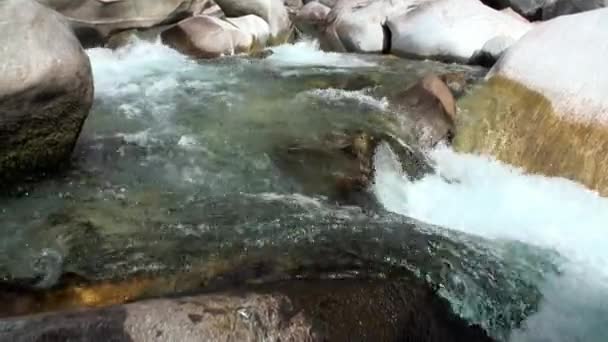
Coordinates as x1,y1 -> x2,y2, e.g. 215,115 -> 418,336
0,39 -> 606,341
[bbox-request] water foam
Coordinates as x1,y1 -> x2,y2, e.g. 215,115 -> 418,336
300,88 -> 389,111
87,39 -> 194,98
266,40 -> 375,68
373,145 -> 608,340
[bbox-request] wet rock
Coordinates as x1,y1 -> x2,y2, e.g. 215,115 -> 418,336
387,0 -> 531,64
391,74 -> 456,147
0,0 -> 94,183
213,0 -> 292,39
0,279 -> 494,342
161,15 -> 253,58
272,129 -> 432,207
104,26 -> 168,50
439,72 -> 473,98
294,1 -> 331,36
37,0 -> 212,48
454,8 -> 608,196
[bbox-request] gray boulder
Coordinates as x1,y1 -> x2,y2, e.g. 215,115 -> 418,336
387,0 -> 531,64
0,0 -> 94,182
321,0 -> 412,53
213,0 -> 291,38
37,0 -> 212,47
294,1 -> 331,36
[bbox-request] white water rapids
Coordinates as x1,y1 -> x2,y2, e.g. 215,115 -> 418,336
82,39 -> 608,341
373,144 -> 608,341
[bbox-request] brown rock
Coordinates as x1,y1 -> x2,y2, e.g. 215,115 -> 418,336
161,15 -> 252,58
0,279 -> 494,342
393,74 -> 456,147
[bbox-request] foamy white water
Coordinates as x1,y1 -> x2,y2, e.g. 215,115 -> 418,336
266,40 -> 375,68
373,144 -> 608,340
299,88 -> 389,111
87,39 -> 195,98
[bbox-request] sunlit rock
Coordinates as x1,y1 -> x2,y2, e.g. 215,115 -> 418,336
387,0 -> 531,64
0,0 -> 93,183
161,15 -> 253,58
37,0 -> 213,47
454,9 -> 608,195
321,0 -> 412,53
213,0 -> 291,39
225,15 -> 272,46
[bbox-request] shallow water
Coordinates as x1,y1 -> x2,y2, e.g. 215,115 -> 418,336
0,39 -> 603,340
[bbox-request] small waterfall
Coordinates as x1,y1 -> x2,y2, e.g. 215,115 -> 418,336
373,144 -> 608,341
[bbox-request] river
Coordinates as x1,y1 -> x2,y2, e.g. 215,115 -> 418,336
0,39 -> 606,341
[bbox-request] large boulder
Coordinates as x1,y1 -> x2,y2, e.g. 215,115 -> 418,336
161,15 -> 256,58
294,1 -> 331,36
37,0 -> 212,47
213,0 -> 291,39
321,0 -> 413,53
387,0 -> 531,64
454,9 -> 608,195
0,0 -> 94,182
0,279 -> 493,341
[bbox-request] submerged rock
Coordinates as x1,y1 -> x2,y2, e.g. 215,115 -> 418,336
37,0 -> 212,47
454,8 -> 608,196
272,129 -> 432,207
0,279 -> 494,342
387,0 -> 531,64
0,0 -> 93,183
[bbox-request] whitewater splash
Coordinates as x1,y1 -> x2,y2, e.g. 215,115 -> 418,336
373,144 -> 608,341
266,40 -> 375,68
299,88 -> 389,111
